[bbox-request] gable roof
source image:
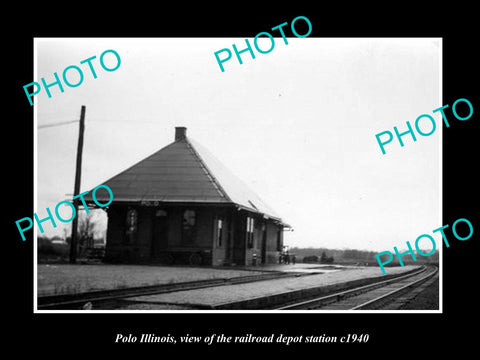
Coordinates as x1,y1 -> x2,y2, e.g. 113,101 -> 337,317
85,129 -> 284,222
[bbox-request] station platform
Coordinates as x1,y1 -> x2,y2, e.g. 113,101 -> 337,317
37,263 -> 420,310
114,265 -> 420,310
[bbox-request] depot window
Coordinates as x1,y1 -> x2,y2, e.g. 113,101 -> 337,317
246,216 -> 254,248
217,218 -> 223,247
126,209 -> 138,232
182,209 -> 196,244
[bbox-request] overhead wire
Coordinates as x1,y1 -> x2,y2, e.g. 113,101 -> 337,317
37,119 -> 79,129
38,118 -> 165,129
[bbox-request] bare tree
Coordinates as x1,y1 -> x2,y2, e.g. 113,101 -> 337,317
76,211 -> 96,255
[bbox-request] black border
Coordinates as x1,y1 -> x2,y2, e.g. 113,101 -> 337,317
8,5 -> 478,355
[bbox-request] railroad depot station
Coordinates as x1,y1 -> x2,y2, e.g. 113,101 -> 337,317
84,127 -> 290,267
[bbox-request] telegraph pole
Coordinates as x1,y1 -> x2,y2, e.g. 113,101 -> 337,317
69,105 -> 86,264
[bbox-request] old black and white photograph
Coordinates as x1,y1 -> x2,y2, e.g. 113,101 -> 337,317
34,37 -> 442,312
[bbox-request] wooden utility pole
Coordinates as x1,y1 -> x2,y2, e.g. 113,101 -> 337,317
69,105 -> 86,264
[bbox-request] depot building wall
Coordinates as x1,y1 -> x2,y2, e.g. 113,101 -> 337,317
104,204 -> 153,263
242,212 -> 284,266
104,204 -> 284,266
104,204 -> 218,264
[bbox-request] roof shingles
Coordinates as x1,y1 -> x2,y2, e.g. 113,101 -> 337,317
85,133 -> 283,222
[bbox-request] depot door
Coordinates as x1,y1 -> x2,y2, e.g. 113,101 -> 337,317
151,210 -> 169,258
261,224 -> 267,264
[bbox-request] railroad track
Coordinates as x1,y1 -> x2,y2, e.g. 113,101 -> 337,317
274,265 -> 438,310
38,270 -> 312,310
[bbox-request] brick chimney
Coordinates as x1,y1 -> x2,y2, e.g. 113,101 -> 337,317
175,127 -> 187,141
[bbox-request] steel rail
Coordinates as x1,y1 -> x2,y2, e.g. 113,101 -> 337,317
351,266 -> 438,310
275,265 -> 434,310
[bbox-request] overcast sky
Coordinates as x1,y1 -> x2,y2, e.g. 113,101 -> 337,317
35,37 -> 441,252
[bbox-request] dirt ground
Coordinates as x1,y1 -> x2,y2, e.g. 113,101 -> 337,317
37,264 -> 269,296
398,275 -> 440,310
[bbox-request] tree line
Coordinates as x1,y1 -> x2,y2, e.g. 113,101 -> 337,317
290,247 -> 439,266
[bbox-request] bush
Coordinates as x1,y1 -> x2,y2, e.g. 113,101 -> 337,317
320,251 -> 334,264
303,255 -> 319,263
38,236 -> 69,263
38,237 -> 54,254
